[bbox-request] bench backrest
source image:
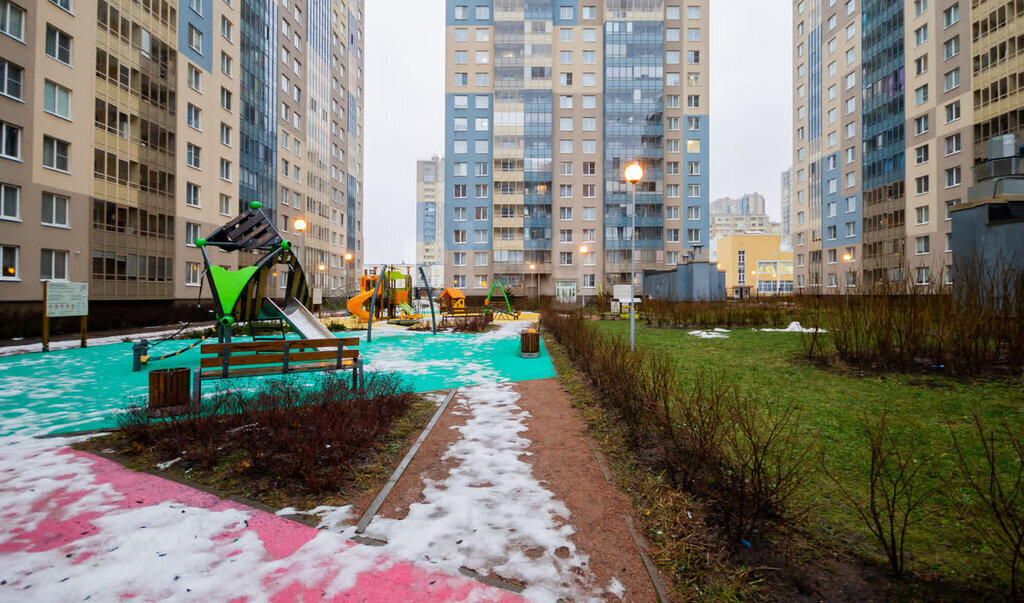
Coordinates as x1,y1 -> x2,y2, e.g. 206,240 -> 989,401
199,337 -> 359,378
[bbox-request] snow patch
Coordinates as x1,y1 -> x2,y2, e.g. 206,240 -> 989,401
758,321 -> 827,333
355,380 -> 602,601
688,330 -> 729,339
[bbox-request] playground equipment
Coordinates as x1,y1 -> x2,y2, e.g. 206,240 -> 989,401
483,281 -> 521,320
439,288 -> 467,315
347,268 -> 420,323
133,201 -> 337,371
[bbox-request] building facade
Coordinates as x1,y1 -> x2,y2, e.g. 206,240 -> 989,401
0,0 -> 364,309
716,234 -> 793,298
416,155 -> 445,289
791,0 -> 972,293
971,0 -> 1024,160
781,168 -> 792,249
709,193 -> 780,242
443,0 -> 710,301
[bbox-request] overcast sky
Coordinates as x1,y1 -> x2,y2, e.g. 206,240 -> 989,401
363,0 -> 793,264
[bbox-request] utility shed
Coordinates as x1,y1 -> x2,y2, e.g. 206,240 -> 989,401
642,262 -> 726,302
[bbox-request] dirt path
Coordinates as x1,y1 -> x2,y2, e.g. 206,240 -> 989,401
358,378 -> 662,601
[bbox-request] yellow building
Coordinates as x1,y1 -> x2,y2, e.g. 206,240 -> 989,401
716,234 -> 793,298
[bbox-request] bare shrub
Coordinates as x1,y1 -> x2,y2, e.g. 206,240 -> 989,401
824,406 -> 938,575
950,410 -> 1024,598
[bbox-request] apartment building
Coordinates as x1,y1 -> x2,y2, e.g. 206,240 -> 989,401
709,193 -> 779,242
443,0 -> 710,301
971,0 -> 1024,158
791,0 -> 972,292
416,155 -> 445,288
0,0 -> 364,310
781,168 -> 793,249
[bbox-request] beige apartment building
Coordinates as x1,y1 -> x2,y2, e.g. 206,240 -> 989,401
444,1 -> 711,302
416,156 -> 445,288
971,0 -> 1024,158
791,0 -> 972,293
0,0 -> 365,318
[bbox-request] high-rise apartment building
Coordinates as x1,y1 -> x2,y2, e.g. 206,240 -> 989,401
781,168 -> 792,250
0,0 -> 363,311
443,1 -> 710,301
791,0 -> 972,292
709,193 -> 779,242
971,0 -> 1024,158
416,155 -> 445,288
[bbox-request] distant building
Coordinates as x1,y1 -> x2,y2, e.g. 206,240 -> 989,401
716,234 -> 793,298
781,169 -> 792,251
416,156 -> 445,289
709,193 -> 780,242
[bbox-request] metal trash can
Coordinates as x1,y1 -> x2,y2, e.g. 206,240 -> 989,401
149,367 -> 191,410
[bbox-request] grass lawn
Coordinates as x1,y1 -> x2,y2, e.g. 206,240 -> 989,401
592,320 -> 1023,593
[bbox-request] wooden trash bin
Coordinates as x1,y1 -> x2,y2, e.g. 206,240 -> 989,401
520,330 -> 540,359
149,367 -> 191,412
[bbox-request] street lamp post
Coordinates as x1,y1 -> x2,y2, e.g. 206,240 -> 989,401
578,245 -> 588,309
529,263 -> 537,303
624,162 -> 643,350
293,218 -> 307,286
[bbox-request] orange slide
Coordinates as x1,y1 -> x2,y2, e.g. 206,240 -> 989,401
346,289 -> 374,322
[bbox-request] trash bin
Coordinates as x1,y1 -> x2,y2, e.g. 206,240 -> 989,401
149,367 -> 191,410
520,330 -> 540,359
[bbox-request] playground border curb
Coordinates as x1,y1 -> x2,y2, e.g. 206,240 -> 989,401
354,388 -> 459,535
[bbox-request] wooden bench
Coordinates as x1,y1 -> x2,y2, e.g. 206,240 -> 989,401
192,337 -> 363,404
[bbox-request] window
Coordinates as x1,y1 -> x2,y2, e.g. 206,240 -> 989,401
454,117 -> 467,131
944,36 -> 959,60
187,104 -> 202,130
475,73 -> 488,86
582,28 -> 596,42
666,184 -> 680,198
474,117 -> 489,131
687,51 -> 700,64
219,159 -> 232,181
945,166 -> 961,188
686,229 -> 701,243
475,6 -> 489,19
220,123 -> 232,146
943,68 -> 960,92
686,206 -> 701,221
475,184 -> 488,198
845,72 -> 856,89
474,252 -> 488,267
943,4 -> 958,28
219,194 -> 232,216
915,144 -> 929,164
475,51 -> 489,65
0,59 -> 23,100
186,143 -> 201,168
559,229 -> 573,243
914,25 -> 928,46
475,96 -> 488,109
0,0 -> 25,40
453,184 -> 467,198
453,6 -> 467,20
914,0 -> 927,16
453,229 -> 467,244
915,177 -> 930,196
559,252 -> 573,266
454,73 -> 467,86
687,6 -> 700,18
687,28 -> 700,42
220,88 -> 232,111
945,133 -> 962,155
666,73 -> 680,86
915,235 -> 931,255
582,5 -> 596,19
0,182 -> 18,220
40,249 -> 67,281
827,225 -> 837,240
184,261 -> 202,286
914,85 -> 928,105
687,161 -> 701,176
46,26 -> 72,65
185,222 -> 201,247
455,50 -> 468,65
476,28 -> 489,42
916,205 -> 930,224
0,121 -> 20,159
475,207 -> 488,220
188,65 -> 201,91
453,252 -> 466,266
188,24 -> 203,53
42,81 -> 72,121
186,183 -> 200,207
916,267 -> 930,286
221,53 -> 233,76
559,184 -> 573,199
475,140 -> 488,153
42,136 -> 69,172
945,101 -> 960,123
667,6 -> 680,19
41,192 -> 68,227
474,229 -> 487,243
914,115 -> 929,135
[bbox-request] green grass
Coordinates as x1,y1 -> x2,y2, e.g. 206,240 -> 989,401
593,321 -> 1023,593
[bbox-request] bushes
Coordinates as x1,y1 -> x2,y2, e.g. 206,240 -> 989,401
643,298 -> 809,330
799,262 -> 1024,375
542,310 -> 812,539
116,372 -> 415,492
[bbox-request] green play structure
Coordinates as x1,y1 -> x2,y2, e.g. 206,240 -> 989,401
483,281 -> 521,319
133,201 -> 331,370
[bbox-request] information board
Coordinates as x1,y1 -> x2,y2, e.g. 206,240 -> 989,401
613,284 -> 633,303
46,282 -> 89,317
312,288 -> 323,305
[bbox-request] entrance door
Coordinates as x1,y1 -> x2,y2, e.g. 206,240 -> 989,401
555,280 -> 577,303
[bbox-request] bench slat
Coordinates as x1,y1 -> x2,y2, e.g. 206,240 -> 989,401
201,338 -> 354,354
199,360 -> 354,380
200,349 -> 359,368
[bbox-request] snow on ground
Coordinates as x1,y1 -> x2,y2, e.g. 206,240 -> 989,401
758,321 -> 826,333
352,375 -> 614,601
688,329 -> 730,339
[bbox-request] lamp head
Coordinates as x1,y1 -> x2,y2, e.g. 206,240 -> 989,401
318,264 -> 326,271
343,252 -> 353,261
579,244 -> 588,255
624,161 -> 644,184
842,253 -> 853,262
529,263 -> 536,270
293,218 -> 308,232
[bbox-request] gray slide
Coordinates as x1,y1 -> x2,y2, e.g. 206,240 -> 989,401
264,298 -> 336,347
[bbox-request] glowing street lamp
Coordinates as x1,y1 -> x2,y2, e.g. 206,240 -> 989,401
578,245 -> 590,308
624,161 -> 643,350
